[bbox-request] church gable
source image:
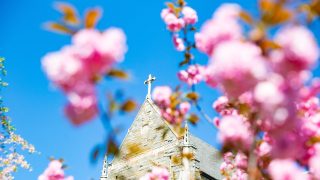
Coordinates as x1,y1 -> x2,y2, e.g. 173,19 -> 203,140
101,75 -> 222,180
112,99 -> 179,164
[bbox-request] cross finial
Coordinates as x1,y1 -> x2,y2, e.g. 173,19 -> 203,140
144,74 -> 156,99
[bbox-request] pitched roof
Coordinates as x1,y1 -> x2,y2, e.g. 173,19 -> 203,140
145,99 -> 222,179
106,98 -> 222,179
189,135 -> 222,179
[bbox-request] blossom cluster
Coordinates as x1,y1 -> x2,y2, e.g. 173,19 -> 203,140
140,167 -> 169,180
42,28 -> 127,125
198,3 -> 320,179
152,86 -> 191,124
160,1 -> 320,179
220,152 -> 248,180
0,152 -> 32,180
0,57 -> 35,180
177,64 -> 206,86
160,4 -> 198,51
38,160 -> 73,180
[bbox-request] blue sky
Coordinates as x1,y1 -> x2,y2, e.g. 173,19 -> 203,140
2,0 -> 319,179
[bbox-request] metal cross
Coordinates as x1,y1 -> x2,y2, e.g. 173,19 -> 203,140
144,74 -> 156,99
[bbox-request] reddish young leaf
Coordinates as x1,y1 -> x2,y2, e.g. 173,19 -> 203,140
260,0 -> 293,26
120,100 -> 137,112
84,8 -> 102,29
166,2 -> 175,11
44,22 -> 75,35
188,113 -> 199,124
310,0 -> 320,14
260,39 -> 281,51
186,92 -> 199,101
239,10 -> 254,24
178,0 -> 185,7
106,69 -> 129,80
107,139 -> 119,156
54,2 -> 80,25
259,0 -> 274,11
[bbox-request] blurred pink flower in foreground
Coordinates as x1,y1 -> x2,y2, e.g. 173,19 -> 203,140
38,160 -> 73,180
140,167 -> 169,180
268,159 -> 309,180
206,41 -> 267,97
271,26 -> 319,74
195,3 -> 242,56
42,28 -> 127,125
152,86 -> 172,106
218,114 -> 253,151
64,90 -> 98,125
309,143 -> 320,179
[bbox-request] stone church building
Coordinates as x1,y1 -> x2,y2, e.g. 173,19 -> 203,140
100,75 -> 222,180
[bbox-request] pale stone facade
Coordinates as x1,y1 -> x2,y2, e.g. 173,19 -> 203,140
100,99 -> 222,180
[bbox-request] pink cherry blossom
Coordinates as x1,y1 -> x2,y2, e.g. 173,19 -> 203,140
213,117 -> 220,127
161,12 -> 185,32
231,169 -> 248,180
271,26 -> 319,74
212,96 -> 236,116
172,34 -> 185,51
223,152 -> 234,164
177,64 -> 205,85
152,86 -> 172,106
72,28 -> 127,75
206,41 -> 267,97
309,155 -> 320,179
309,143 -> 320,179
256,141 -> 271,157
214,3 -> 241,20
182,6 -> 198,24
268,159 -> 309,180
301,112 -> 320,137
64,90 -> 98,126
220,161 -> 234,177
161,107 -> 184,125
254,80 -> 284,107
140,167 -> 169,180
220,152 -> 235,176
195,4 -> 242,56
220,152 -> 248,179
72,29 -> 101,48
218,114 -> 253,151
44,28 -> 127,86
160,8 -> 172,20
97,28 -> 127,62
269,131 -> 304,159
179,102 -> 191,114
38,160 -> 73,180
42,50 -> 85,92
234,152 -> 247,170
42,27 -> 127,125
